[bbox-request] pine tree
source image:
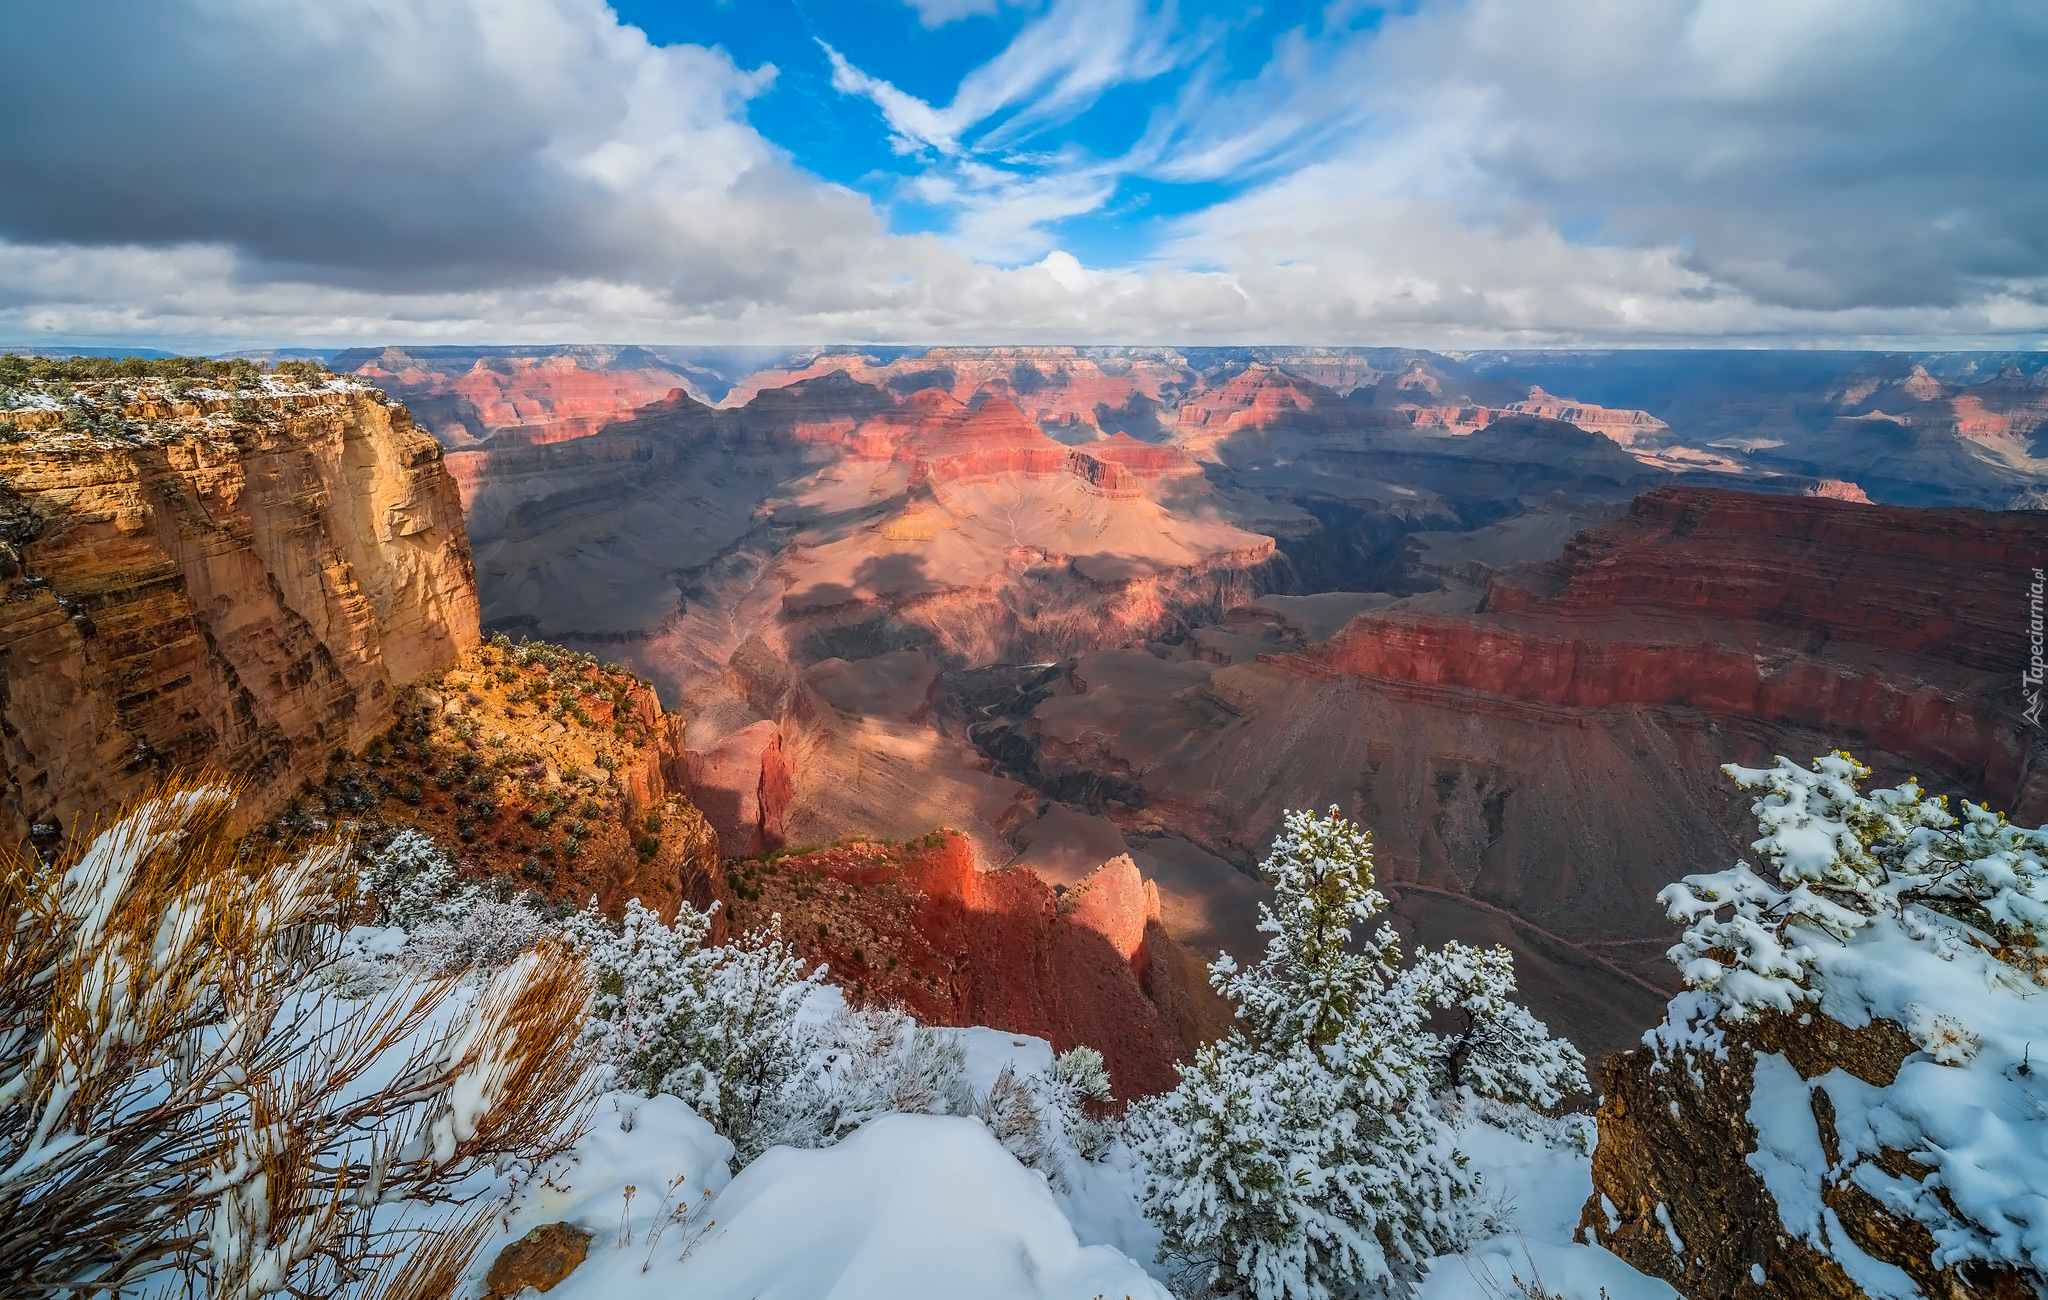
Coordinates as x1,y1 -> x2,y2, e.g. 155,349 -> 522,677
1130,808 -> 1480,1300
1397,940 -> 1586,1109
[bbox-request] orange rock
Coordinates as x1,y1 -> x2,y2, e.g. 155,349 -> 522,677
0,387 -> 478,849
483,1221 -> 593,1300
728,834 -> 1229,1099
688,721 -> 792,858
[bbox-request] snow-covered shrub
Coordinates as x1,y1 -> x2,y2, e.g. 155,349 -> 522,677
1660,751 -> 2048,1018
407,897 -> 552,973
362,826 -> 478,929
977,1045 -> 1115,1189
0,777 -> 593,1299
787,1006 -> 974,1149
573,900 -> 827,1163
1131,807 -> 1499,1300
1397,940 -> 1586,1109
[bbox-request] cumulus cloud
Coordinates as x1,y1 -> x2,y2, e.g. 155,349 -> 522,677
0,0 -> 2042,347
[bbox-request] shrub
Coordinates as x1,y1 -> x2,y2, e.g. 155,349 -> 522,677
0,777 -> 593,1298
978,1045 -> 1114,1189
572,902 -> 827,1164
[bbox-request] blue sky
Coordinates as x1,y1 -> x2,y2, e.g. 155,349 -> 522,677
611,0 -> 1373,266
0,0 -> 2043,347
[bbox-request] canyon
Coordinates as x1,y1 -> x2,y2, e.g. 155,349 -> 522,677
6,345 -> 2044,1076
347,344 -> 2048,1065
0,365 -> 1221,1096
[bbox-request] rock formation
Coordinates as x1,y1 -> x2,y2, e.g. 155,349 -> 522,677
723,833 -> 1234,1098
687,718 -> 793,859
338,345 -> 707,447
309,640 -> 724,930
0,381 -> 479,850
1580,1005 -> 2039,1299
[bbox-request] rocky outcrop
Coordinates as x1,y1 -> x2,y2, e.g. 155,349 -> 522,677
328,642 -> 724,930
687,719 -> 793,859
1405,385 -> 1668,444
1582,1006 -> 2040,1299
724,835 -> 1234,1098
0,384 -> 479,851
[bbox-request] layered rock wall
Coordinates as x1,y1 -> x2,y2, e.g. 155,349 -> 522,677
1292,486 -> 2048,812
0,388 -> 479,849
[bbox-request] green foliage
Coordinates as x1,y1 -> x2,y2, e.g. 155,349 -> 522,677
0,353 -> 304,384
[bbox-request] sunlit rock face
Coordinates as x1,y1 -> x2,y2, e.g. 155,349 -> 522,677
720,831 -> 1232,1099
0,384 -> 479,848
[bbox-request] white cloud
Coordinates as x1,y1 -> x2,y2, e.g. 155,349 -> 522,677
0,0 -> 2043,348
899,0 -> 1041,29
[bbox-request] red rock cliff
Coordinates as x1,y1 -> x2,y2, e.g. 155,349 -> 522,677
725,834 -> 1234,1098
1292,486 -> 2048,811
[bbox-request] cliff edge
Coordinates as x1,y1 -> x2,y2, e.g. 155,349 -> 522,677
0,379 -> 479,850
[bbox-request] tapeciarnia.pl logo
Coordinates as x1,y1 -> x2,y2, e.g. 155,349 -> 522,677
2027,567 -> 2045,729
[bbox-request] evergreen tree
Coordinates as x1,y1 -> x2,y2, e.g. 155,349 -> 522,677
1131,808 -> 1469,1299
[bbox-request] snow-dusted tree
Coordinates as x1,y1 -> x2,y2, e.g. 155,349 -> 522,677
1661,751 -> 2048,1018
1130,807 -> 1484,1300
0,777 -> 593,1299
573,899 -> 826,1163
1647,753 -> 2048,1287
1397,941 -> 1586,1109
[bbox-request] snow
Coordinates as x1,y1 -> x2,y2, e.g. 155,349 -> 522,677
1413,1113 -> 1680,1300
1745,1053 -> 1921,1300
1659,752 -> 2048,1286
588,1114 -> 1167,1300
471,1025 -> 1170,1300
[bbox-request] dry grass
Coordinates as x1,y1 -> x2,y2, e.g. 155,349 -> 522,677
0,773 -> 595,1298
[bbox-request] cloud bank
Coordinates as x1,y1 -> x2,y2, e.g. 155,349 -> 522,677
0,0 -> 2042,348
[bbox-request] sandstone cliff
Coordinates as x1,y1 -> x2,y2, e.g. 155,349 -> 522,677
0,381 -> 479,851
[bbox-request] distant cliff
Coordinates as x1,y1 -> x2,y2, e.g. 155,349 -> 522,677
0,381 -> 480,851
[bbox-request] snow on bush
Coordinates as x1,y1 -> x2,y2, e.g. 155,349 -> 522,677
1656,752 -> 2048,1288
0,778 -> 593,1299
978,1044 -> 1115,1189
786,1004 -> 975,1149
570,899 -> 825,1164
361,826 -> 479,929
406,897 -> 553,973
1130,807 -> 1578,1300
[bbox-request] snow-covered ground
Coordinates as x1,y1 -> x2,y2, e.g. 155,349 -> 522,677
451,1002 -> 1675,1300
